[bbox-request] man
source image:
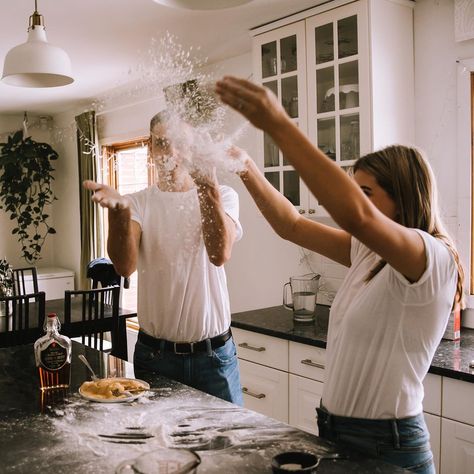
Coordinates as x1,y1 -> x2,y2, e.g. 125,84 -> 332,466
83,110 -> 243,404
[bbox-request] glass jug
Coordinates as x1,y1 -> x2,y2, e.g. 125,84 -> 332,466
283,273 -> 320,322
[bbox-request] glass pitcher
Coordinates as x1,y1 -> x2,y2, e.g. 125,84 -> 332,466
283,273 -> 320,322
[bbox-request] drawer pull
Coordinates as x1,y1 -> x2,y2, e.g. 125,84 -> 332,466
238,342 -> 266,352
242,387 -> 266,399
301,359 -> 325,369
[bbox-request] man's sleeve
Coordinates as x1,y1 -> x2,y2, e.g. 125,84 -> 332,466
219,185 -> 243,242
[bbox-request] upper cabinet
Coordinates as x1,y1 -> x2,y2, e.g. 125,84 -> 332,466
251,0 -> 415,216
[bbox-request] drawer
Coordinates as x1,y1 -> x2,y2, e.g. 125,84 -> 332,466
289,341 -> 325,382
239,359 -> 289,423
443,377 -> 474,426
232,327 -> 288,371
422,373 -> 442,416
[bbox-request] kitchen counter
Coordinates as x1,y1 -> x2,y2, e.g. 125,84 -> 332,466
231,304 -> 474,384
0,342 -> 410,473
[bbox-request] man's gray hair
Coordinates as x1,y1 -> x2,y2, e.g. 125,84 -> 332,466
150,110 -> 170,132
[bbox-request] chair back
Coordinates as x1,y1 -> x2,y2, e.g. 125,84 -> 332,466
12,267 -> 39,296
0,292 -> 46,347
63,286 -> 124,356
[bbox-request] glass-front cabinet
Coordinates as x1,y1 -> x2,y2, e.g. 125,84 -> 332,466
253,22 -> 310,214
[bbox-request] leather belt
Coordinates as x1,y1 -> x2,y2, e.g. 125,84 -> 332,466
138,328 -> 232,355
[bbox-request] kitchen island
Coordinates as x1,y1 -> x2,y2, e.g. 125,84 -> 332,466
0,342 -> 409,473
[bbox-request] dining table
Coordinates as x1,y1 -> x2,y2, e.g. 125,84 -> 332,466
0,297 -> 136,359
0,342 -> 411,473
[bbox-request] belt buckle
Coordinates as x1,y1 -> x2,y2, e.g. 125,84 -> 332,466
174,341 -> 193,354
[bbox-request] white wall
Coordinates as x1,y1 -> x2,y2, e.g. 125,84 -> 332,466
414,0 -> 474,310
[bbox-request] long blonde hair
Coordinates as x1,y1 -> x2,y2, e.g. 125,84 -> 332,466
354,145 -> 464,309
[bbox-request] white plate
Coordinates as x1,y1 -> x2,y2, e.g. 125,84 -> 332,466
79,378 -> 150,403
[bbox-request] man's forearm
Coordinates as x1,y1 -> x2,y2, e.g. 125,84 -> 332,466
197,185 -> 235,267
107,208 -> 139,277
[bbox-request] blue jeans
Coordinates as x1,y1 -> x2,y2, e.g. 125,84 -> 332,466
316,405 -> 435,473
133,335 -> 243,406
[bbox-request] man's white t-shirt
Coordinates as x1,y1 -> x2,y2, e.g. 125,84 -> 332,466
126,184 -> 242,343
322,229 -> 457,419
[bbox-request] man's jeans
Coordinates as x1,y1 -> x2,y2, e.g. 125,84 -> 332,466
134,336 -> 243,406
317,405 -> 435,473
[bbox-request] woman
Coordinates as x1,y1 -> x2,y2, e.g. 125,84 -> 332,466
216,77 -> 463,474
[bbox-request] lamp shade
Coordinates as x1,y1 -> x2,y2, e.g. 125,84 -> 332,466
2,26 -> 73,88
153,0 -> 253,10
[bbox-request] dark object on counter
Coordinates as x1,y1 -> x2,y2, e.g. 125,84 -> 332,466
272,451 -> 318,473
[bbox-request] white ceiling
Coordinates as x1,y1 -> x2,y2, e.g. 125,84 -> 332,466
0,0 -> 328,116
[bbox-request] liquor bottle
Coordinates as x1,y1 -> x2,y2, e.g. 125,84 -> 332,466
34,313 -> 72,390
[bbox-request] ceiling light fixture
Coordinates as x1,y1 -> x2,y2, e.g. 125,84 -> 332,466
152,0 -> 253,10
1,0 -> 73,88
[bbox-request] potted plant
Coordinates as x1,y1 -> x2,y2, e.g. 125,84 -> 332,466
0,130 -> 58,263
0,258 -> 14,327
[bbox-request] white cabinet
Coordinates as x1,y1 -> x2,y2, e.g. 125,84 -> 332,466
423,373 -> 442,416
239,359 -> 289,423
425,412 -> 441,474
443,377 -> 474,426
289,341 -> 326,382
25,267 -> 75,300
289,374 -> 323,436
441,418 -> 474,474
233,328 -> 289,422
251,0 -> 414,216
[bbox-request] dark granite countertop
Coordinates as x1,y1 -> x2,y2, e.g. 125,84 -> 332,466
0,342 -> 409,473
231,305 -> 474,384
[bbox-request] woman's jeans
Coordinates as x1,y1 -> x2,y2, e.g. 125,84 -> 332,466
316,405 -> 435,473
134,336 -> 243,406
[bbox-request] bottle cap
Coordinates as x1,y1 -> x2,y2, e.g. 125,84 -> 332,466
47,313 -> 57,318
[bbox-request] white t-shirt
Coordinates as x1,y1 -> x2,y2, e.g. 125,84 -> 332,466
322,229 -> 457,419
127,184 -> 242,343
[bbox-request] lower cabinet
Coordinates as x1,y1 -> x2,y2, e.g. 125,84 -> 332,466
289,374 -> 323,435
239,359 -> 289,423
233,326 -> 474,474
424,412 -> 441,473
441,418 -> 474,474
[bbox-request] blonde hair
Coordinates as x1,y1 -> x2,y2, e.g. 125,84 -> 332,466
354,145 -> 464,309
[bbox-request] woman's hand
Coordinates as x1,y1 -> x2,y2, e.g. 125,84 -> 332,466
226,145 -> 251,177
215,76 -> 290,133
83,180 -> 129,211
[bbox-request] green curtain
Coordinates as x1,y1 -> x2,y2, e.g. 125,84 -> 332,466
76,111 -> 103,289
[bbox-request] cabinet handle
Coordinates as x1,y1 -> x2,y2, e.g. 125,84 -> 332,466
238,342 -> 266,352
308,209 -> 315,214
242,387 -> 266,399
299,209 -> 306,214
301,358 -> 325,369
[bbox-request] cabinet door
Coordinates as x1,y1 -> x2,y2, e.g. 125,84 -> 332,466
305,1 -> 370,214
289,374 -> 323,435
443,377 -> 474,426
239,359 -> 289,423
424,412 -> 441,474
441,418 -> 474,474
422,373 -> 442,416
252,21 -> 310,214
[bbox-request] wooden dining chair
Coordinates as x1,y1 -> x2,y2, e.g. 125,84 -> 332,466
0,291 -> 46,347
12,267 -> 39,296
63,286 -> 126,359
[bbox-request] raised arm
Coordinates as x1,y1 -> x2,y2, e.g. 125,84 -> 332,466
216,77 -> 425,282
235,149 -> 351,267
192,171 -> 236,267
83,180 -> 141,277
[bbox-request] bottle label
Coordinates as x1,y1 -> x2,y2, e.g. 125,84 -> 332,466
40,341 -> 68,371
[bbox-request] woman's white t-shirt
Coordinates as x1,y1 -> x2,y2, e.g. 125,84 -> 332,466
126,184 -> 242,343
322,229 -> 457,419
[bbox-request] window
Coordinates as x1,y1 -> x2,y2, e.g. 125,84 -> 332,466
102,138 -> 152,312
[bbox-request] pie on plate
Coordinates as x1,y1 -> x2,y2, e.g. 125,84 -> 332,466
79,377 -> 150,403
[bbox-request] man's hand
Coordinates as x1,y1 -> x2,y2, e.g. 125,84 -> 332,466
191,166 -> 219,190
83,180 -> 129,211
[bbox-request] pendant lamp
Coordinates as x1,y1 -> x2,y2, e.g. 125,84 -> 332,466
153,0 -> 253,10
2,0 -> 73,88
